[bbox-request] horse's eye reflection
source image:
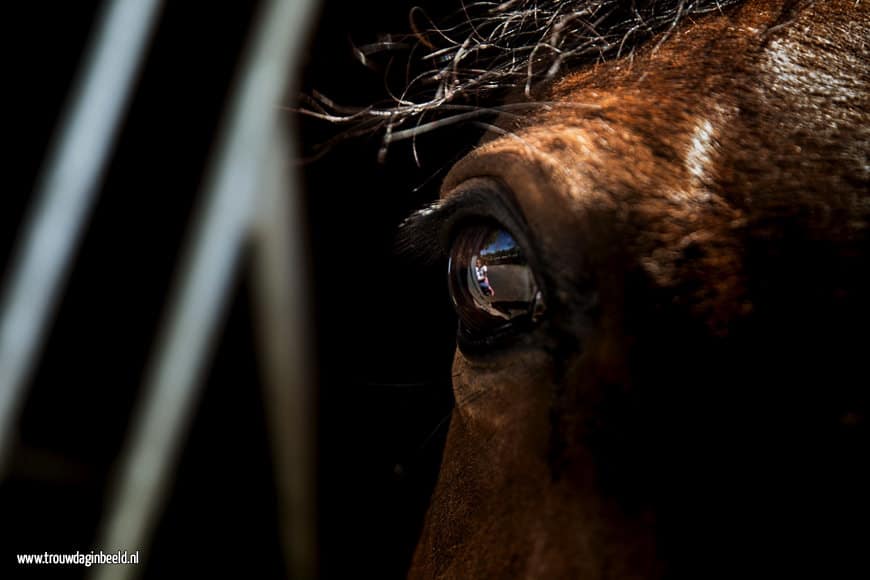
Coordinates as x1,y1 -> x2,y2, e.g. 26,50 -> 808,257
447,224 -> 545,343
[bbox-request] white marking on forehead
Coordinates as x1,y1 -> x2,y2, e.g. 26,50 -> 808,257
685,118 -> 716,185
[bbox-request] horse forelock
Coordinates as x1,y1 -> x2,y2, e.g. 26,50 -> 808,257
302,0 -> 751,153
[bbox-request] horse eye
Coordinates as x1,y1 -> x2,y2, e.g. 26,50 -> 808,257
447,224 -> 545,345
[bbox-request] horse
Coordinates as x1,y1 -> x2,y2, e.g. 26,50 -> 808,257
311,0 -> 868,576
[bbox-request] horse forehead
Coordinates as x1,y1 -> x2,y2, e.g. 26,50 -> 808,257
449,0 -> 866,205
442,103 -> 730,230
443,15 -> 750,202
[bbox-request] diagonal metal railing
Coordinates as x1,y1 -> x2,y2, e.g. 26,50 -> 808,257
0,0 -> 164,473
92,0 -> 317,578
1,0 -> 317,577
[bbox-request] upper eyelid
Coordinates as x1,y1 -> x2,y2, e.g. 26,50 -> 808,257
397,184 -> 527,262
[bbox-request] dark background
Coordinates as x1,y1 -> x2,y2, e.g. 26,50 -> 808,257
3,1 -> 470,577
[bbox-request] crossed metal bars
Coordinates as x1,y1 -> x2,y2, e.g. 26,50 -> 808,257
0,0 -> 317,578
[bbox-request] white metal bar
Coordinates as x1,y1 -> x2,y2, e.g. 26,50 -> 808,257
251,126 -> 316,579
0,0 -> 163,471
92,0 -> 316,578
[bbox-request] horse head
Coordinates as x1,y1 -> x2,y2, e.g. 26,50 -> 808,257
396,0 -> 868,577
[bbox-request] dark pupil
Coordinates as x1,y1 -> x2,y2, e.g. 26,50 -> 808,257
448,225 -> 544,338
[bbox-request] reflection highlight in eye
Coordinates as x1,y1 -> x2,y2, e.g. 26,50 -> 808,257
448,225 -> 544,339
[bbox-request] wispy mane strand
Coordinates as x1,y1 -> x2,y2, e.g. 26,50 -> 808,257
301,0 -> 745,157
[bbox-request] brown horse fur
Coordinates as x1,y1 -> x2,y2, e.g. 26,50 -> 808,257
393,0 -> 869,577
